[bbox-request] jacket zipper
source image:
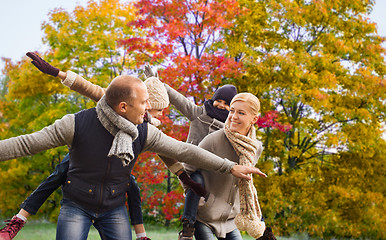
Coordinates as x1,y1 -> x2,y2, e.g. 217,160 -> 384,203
96,157 -> 112,214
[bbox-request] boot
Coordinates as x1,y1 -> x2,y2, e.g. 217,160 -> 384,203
256,227 -> 276,240
0,216 -> 25,240
178,218 -> 195,240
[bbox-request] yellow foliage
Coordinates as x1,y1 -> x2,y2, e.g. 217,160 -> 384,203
0,0 -> 139,221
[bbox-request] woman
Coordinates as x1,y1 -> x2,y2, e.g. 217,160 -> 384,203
183,93 -> 270,239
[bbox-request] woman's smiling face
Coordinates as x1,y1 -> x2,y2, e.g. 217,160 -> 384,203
227,101 -> 258,136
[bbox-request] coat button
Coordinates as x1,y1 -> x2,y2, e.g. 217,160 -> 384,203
89,189 -> 92,193
67,180 -> 71,184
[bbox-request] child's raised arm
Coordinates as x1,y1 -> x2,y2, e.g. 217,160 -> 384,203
144,64 -> 204,121
26,52 -> 105,102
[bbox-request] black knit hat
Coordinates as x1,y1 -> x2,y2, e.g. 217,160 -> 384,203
212,84 -> 237,105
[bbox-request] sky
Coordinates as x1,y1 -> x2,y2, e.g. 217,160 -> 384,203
0,0 -> 385,72
0,0 -> 89,72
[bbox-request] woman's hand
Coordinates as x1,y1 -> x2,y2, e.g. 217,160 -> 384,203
230,165 -> 267,180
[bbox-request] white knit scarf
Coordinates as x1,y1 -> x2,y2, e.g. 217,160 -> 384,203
96,95 -> 139,167
224,120 -> 266,238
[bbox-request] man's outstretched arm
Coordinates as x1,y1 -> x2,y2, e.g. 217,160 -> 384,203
143,124 -> 266,180
0,114 -> 74,162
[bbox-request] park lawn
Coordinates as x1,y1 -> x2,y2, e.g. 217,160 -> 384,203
11,220 -> 261,240
8,220 -> 325,240
4,219 -> 353,240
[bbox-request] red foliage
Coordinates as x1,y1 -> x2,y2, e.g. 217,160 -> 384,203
133,153 -> 167,186
131,111 -> 189,221
122,0 -> 246,222
256,110 -> 292,132
157,108 -> 190,141
121,0 -> 245,101
162,190 -> 185,220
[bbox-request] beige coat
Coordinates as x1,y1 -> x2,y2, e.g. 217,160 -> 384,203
185,129 -> 262,238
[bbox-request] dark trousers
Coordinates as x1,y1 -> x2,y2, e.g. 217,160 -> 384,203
20,154 -> 69,215
127,175 -> 143,225
182,171 -> 205,223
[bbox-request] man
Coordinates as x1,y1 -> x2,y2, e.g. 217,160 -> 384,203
0,74 -> 265,240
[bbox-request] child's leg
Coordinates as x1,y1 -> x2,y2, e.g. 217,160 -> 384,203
20,154 -> 70,215
193,221 -> 216,240
181,171 -> 205,224
179,171 -> 205,240
127,175 -> 143,226
0,154 -> 69,240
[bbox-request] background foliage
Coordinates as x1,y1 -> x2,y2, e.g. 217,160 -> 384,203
0,0 -> 385,239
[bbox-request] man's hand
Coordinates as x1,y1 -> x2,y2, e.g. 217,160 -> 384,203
26,52 -> 60,77
144,63 -> 158,78
230,165 -> 267,180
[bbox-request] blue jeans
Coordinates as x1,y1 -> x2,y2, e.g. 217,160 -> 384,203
194,221 -> 242,240
56,199 -> 131,240
182,171 -> 205,223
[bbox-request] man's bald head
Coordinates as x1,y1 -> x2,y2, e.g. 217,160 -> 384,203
105,75 -> 144,108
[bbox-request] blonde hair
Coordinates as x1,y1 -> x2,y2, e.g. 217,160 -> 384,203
230,93 -> 260,116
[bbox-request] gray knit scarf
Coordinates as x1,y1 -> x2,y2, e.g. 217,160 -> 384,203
96,95 -> 139,167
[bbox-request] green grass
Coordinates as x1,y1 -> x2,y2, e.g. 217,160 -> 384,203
7,220 -> 308,240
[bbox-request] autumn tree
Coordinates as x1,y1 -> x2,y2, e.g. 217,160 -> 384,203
123,0 -> 246,99
121,0 -> 251,224
227,0 -> 385,171
0,57 -> 76,219
226,0 -> 386,238
42,0 -> 139,85
0,0 -> 140,221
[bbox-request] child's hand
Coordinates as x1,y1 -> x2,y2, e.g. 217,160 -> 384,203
26,52 -> 60,77
178,171 -> 208,197
144,63 -> 158,78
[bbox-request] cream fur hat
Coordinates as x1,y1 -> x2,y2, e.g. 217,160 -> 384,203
144,77 -> 169,110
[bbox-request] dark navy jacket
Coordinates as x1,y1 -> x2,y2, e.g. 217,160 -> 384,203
62,108 -> 147,213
